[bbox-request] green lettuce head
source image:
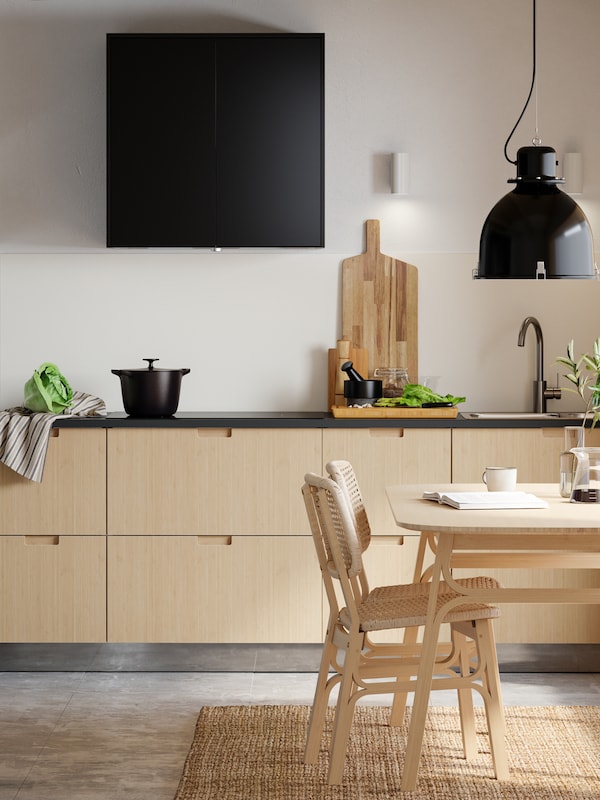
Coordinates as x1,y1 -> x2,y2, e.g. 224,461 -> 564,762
24,362 -> 74,414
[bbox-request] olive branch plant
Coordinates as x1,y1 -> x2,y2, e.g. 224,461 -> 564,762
556,338 -> 600,430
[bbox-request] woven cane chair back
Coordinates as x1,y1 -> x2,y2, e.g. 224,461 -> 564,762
326,460 -> 372,554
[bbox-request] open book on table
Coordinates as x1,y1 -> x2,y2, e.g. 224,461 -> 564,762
422,491 -> 549,510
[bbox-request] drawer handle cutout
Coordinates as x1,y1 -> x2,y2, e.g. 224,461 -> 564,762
371,536 -> 404,546
368,429 -> 404,438
196,429 -> 232,438
25,535 -> 59,545
197,536 -> 232,546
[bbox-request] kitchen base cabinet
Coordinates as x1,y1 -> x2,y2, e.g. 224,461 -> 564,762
322,428 -> 452,535
452,427 -> 600,644
0,428 -> 106,535
108,428 -> 321,535
452,426 -> 600,483
107,535 -> 322,643
0,535 -> 106,642
451,567 -> 600,644
0,427 -> 107,643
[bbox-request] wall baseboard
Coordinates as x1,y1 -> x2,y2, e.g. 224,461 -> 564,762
0,643 -> 598,673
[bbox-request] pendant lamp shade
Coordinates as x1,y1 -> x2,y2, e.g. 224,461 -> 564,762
477,146 -> 596,279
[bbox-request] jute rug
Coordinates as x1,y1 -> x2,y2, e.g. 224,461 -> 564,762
174,704 -> 600,800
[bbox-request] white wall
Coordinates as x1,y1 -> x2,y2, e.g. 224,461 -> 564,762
1,0 -> 599,412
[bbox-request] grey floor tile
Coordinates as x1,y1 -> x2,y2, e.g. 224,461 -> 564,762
0,670 -> 599,800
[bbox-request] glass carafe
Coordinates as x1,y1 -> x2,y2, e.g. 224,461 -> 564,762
570,447 -> 600,503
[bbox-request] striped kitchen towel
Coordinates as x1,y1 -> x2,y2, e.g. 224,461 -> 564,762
0,391 -> 106,483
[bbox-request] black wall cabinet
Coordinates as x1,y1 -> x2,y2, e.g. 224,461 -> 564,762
107,33 -> 324,248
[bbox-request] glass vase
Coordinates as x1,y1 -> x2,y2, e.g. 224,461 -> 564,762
559,426 -> 584,498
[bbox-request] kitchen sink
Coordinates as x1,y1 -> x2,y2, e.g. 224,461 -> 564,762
462,411 -> 586,420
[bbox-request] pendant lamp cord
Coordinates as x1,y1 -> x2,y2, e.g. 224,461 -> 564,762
503,0 -> 537,165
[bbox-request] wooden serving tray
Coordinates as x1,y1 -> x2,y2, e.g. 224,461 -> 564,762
331,406 -> 459,419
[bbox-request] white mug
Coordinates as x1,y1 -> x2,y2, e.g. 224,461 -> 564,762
482,466 -> 517,492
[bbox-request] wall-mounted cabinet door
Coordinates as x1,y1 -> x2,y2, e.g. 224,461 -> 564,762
107,535 -> 322,643
0,428 -> 106,535
107,34 -> 324,248
107,428 -> 322,535
0,535 -> 106,642
215,35 -> 324,247
107,35 -> 216,247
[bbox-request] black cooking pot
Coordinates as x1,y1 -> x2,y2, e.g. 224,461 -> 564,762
112,358 -> 191,417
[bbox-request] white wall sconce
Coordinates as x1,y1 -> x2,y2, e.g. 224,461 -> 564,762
391,152 -> 409,195
563,152 -> 583,195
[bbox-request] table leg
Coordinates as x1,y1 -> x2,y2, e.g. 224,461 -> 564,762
390,530 -> 431,726
401,532 -> 454,791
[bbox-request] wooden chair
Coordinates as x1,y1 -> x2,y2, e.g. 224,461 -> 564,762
326,459 -> 475,724
302,469 -> 508,785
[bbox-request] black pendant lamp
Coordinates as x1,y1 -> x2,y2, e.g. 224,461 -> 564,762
476,0 -> 597,280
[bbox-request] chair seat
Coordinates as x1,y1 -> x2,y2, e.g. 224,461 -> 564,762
340,576 -> 502,632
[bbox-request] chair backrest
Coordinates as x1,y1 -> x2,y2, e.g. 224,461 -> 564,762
303,473 -> 366,620
326,460 -> 371,554
302,480 -> 341,619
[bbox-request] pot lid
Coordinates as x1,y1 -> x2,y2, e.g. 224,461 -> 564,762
111,358 -> 191,375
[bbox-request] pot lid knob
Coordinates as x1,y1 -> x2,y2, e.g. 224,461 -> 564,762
143,358 -> 159,370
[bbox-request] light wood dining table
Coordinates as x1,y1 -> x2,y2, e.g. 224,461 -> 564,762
385,482 -> 600,791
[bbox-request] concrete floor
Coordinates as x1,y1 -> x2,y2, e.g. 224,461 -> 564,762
2,647 -> 600,800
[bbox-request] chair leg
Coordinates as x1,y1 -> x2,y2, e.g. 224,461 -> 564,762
327,638 -> 363,785
390,624 -> 420,726
474,619 -> 509,780
452,626 -> 478,760
305,620 -> 341,764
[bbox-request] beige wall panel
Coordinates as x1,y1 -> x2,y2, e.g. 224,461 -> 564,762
0,535 -> 106,642
0,428 -> 106,535
107,535 -> 322,643
323,428 -> 452,535
107,428 -> 321,535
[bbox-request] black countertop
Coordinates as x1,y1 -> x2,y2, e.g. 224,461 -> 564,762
52,411 -> 590,430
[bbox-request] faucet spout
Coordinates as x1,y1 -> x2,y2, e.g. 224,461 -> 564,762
517,316 -> 544,382
517,316 -> 561,413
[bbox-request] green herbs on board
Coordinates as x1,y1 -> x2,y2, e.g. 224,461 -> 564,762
374,383 -> 466,408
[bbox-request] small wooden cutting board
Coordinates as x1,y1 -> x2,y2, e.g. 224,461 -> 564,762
331,406 -> 458,419
342,219 -> 418,380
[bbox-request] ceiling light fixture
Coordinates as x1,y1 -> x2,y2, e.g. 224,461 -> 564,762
475,0 -> 596,279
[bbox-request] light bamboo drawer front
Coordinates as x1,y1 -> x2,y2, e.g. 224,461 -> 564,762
0,428 -> 106,535
107,535 -> 322,643
452,427 -> 600,483
107,428 -> 322,535
323,428 -> 452,535
0,535 -> 106,642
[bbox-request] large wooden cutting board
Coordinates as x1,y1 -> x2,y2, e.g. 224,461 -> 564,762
342,219 -> 418,380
